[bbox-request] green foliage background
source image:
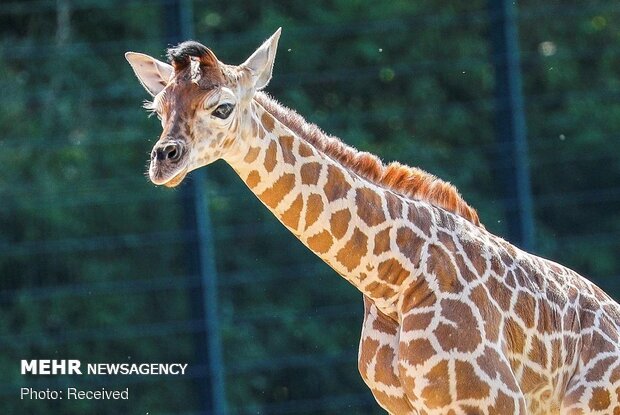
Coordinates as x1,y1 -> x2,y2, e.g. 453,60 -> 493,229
0,1 -> 618,414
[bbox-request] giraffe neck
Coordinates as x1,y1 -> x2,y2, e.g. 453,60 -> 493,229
223,97 -> 435,320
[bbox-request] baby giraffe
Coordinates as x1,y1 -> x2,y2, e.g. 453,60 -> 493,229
126,29 -> 620,414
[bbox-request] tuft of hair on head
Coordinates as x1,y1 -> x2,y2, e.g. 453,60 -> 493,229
166,40 -> 218,71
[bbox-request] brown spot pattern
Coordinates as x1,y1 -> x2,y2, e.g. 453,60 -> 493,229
549,339 -> 562,372
261,111 -> 275,132
396,227 -> 424,267
469,285 -> 500,342
426,244 -> 463,293
477,347 -> 520,392
589,388 -> 611,411
358,337 -> 380,378
356,187 -> 386,227
521,366 -> 545,394
330,209 -> 351,239
243,146 -> 261,163
264,141 -> 277,172
304,194 -> 323,230
400,277 -> 437,310
336,227 -> 368,272
306,230 -> 333,254
365,297 -> 398,335
222,136 -> 234,148
401,338 -> 435,367
434,299 -> 481,353
370,390 -> 413,415
437,230 -> 457,253
365,281 -> 397,300
402,311 -> 434,332
515,291 -> 537,329
374,345 -> 400,387
324,165 -> 351,202
563,384 -> 586,407
422,360 -> 451,408
298,141 -> 314,157
385,192 -> 403,219
408,204 -> 432,237
374,228 -> 391,255
490,255 -> 506,276
488,390 -> 516,415
259,173 -> 295,209
537,303 -> 555,335
377,259 -> 410,286
246,170 -> 261,188
371,316 -> 398,336
300,162 -> 322,185
504,317 -> 526,354
280,194 -> 303,229
278,135 -> 296,165
461,238 -> 486,275
455,360 -> 490,400
487,277 -> 512,310
528,335 -> 548,369
257,124 -> 266,139
586,356 -> 616,382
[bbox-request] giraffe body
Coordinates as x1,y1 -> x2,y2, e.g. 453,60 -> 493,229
126,30 -> 620,414
359,205 -> 620,415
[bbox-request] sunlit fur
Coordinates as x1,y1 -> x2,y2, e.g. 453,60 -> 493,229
255,92 -> 483,227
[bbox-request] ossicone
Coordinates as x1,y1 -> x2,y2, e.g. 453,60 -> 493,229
166,41 -> 218,70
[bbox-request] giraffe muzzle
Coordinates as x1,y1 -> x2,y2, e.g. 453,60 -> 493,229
149,141 -> 189,187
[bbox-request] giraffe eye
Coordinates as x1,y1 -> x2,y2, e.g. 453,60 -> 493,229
212,103 -> 234,119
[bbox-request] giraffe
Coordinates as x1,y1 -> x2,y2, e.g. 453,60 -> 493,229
126,29 -> 620,414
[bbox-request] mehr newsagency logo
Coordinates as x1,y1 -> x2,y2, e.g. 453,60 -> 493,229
20,359 -> 188,401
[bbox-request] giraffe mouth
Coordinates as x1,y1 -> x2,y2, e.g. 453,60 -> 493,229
149,164 -> 189,188
162,167 -> 189,188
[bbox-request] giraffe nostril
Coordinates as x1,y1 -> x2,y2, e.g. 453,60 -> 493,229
154,143 -> 183,162
168,147 -> 179,160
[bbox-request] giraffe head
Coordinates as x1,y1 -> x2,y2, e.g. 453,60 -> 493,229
125,29 -> 281,187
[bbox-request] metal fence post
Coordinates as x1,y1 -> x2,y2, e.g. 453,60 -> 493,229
489,0 -> 536,250
163,1 -> 228,413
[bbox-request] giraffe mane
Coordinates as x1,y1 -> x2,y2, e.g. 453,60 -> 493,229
255,92 -> 483,227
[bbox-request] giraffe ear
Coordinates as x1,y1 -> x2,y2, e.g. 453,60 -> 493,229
125,52 -> 173,97
241,28 -> 281,90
